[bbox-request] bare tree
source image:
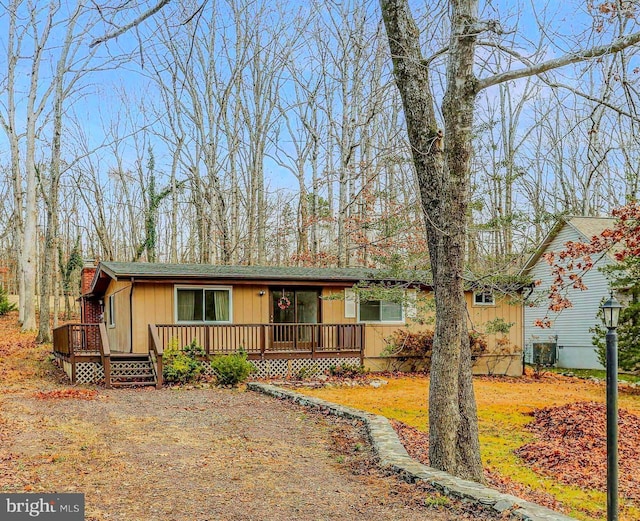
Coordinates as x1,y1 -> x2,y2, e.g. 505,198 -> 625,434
380,0 -> 640,481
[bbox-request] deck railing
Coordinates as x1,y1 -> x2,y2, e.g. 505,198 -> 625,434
52,323 -> 111,386
154,323 -> 364,359
148,324 -> 164,389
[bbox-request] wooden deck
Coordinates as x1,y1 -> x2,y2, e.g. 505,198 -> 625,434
53,323 -> 365,387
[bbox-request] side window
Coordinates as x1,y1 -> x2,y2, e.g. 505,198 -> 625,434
358,299 -> 404,323
473,291 -> 494,306
108,295 -> 115,327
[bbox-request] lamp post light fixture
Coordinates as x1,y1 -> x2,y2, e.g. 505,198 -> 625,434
601,293 -> 623,521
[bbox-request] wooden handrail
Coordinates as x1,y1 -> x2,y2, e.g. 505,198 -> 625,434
148,324 -> 163,389
154,323 -> 365,358
98,323 -> 111,389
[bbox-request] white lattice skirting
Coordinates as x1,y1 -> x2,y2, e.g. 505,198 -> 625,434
219,357 -> 362,379
75,362 -> 105,384
55,355 -> 361,384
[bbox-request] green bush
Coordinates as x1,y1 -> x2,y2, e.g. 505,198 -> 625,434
162,340 -> 205,384
0,285 -> 16,316
209,351 -> 254,387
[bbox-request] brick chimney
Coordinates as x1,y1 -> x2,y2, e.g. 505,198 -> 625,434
81,260 -> 98,296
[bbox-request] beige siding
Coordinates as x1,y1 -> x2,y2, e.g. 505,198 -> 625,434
130,283 -> 270,353
321,288 -> 353,324
105,280 -> 133,352
233,285 -> 270,323
362,291 -> 523,377
121,281 -> 523,376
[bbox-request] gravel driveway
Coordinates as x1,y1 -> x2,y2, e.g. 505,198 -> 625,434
0,386 -> 495,521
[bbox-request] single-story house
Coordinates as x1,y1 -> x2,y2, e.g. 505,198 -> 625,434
522,216 -> 616,370
52,261 -> 525,387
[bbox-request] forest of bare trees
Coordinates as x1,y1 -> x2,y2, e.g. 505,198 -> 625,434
1,0 -> 640,342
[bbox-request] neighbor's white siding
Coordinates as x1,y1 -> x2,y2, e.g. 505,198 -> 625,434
525,224 -> 612,369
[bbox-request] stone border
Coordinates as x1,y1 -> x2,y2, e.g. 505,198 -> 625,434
247,382 -> 576,521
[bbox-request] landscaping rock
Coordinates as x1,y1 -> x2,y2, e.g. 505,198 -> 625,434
248,382 -> 578,521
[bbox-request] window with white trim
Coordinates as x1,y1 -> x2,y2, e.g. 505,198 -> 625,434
108,295 -> 115,327
473,290 -> 495,306
358,299 -> 404,323
175,286 -> 232,323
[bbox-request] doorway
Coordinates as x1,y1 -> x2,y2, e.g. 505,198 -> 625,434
271,288 -> 320,349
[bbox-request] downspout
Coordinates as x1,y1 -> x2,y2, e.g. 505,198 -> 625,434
130,278 -> 134,353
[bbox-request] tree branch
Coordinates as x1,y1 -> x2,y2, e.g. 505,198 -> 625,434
478,30 -> 640,91
89,0 -> 170,48
476,40 -> 640,122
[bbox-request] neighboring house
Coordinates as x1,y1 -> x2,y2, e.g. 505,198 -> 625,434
522,216 -> 616,370
53,261 -> 525,387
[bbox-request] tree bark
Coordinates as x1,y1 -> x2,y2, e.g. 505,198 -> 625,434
380,0 -> 484,481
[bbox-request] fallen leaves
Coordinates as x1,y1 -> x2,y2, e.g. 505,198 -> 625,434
32,389 -> 98,400
515,401 -> 640,500
389,418 -> 566,513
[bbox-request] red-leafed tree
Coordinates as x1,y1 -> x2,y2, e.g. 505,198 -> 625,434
539,203 -> 640,328
540,203 -> 640,372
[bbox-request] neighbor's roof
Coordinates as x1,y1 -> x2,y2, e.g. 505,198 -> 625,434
521,216 -> 617,273
86,261 -> 433,296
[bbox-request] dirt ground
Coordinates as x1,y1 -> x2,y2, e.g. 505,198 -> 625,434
0,310 -> 498,521
0,387 -> 506,521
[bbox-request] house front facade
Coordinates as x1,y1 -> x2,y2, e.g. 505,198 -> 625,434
53,261 -> 524,386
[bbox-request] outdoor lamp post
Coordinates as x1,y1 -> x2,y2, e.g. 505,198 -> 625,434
601,293 -> 623,521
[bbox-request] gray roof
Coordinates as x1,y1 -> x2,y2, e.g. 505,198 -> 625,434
97,261 -> 432,284
521,216 -> 617,273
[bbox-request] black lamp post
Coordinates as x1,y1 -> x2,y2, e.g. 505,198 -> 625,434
601,293 -> 623,521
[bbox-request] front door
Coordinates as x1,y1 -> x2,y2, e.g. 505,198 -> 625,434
271,288 -> 320,349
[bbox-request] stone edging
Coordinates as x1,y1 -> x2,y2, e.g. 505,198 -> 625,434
247,382 -> 576,521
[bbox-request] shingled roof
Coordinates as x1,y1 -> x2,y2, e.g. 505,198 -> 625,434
521,216 -> 617,273
87,261 -> 433,296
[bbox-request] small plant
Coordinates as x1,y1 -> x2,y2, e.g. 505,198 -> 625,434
423,495 -> 450,508
0,285 -> 16,316
328,362 -> 368,378
294,364 -> 318,380
162,340 -> 205,384
209,350 -> 254,387
183,339 -> 206,358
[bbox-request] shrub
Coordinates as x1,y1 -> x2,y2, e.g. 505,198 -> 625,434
384,329 -> 487,372
0,285 -> 16,316
162,340 -> 205,384
210,350 -> 254,387
328,362 -> 368,378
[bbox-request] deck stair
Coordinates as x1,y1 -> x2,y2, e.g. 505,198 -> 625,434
110,353 -> 157,387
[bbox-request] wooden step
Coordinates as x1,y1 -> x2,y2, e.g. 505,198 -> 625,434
111,353 -> 151,360
111,380 -> 157,388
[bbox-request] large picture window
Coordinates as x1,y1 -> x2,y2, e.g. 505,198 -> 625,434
359,299 -> 403,323
175,286 -> 232,323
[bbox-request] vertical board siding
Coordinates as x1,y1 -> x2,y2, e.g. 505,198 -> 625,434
106,280 -> 133,352
120,281 -> 522,375
524,225 -> 611,369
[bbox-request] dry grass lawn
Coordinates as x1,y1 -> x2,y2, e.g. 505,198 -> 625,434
298,374 -> 640,521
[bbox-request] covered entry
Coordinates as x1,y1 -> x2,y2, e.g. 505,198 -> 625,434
270,288 -> 320,350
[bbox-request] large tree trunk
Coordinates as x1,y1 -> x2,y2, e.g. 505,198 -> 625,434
380,0 -> 484,481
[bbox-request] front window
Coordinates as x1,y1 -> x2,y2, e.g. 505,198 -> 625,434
359,300 -> 403,323
473,291 -> 494,306
176,286 -> 231,322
